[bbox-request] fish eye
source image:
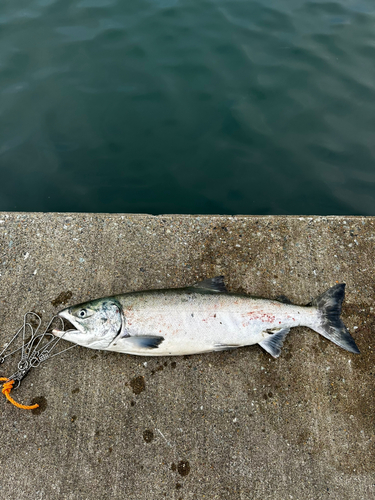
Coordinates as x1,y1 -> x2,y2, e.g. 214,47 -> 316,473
72,307 -> 94,319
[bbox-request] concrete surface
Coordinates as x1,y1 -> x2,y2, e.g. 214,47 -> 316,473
0,213 -> 374,500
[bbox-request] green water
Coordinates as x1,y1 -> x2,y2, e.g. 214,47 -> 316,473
1,0 -> 375,215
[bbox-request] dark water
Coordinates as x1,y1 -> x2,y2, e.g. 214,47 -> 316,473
1,0 -> 375,215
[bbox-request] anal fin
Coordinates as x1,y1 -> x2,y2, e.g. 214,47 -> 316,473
258,328 -> 290,358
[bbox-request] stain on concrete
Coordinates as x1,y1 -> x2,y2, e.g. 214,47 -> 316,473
51,291 -> 73,308
177,461 -> 191,477
31,396 -> 47,415
130,376 -> 145,394
29,311 -> 43,328
71,387 -> 80,395
143,430 -> 154,443
151,365 -> 164,375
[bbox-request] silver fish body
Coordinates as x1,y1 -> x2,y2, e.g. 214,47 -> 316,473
53,277 -> 360,358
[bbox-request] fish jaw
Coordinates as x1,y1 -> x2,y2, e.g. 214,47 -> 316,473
52,308 -> 92,347
52,299 -> 123,349
55,308 -> 82,335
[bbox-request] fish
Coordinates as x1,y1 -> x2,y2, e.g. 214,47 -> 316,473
52,277 -> 360,358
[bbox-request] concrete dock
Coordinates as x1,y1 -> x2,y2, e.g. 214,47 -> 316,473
0,213 -> 374,499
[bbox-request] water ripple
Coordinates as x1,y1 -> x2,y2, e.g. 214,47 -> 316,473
0,0 -> 375,214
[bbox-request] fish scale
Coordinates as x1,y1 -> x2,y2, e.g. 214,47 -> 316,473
115,291 -> 313,355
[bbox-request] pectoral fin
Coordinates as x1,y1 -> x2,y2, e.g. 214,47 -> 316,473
113,336 -> 164,349
258,328 -> 290,358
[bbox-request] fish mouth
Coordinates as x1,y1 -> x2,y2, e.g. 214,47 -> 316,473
52,311 -> 82,337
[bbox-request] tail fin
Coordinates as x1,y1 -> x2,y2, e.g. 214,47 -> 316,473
310,284 -> 360,354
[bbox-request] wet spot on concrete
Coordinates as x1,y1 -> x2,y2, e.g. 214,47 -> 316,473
284,352 -> 293,361
71,387 -> 80,395
171,463 -> 177,472
130,400 -> 136,407
71,415 -> 77,423
31,396 -> 47,415
171,361 -> 176,369
318,336 -> 328,352
176,483 -> 182,490
177,460 -> 191,477
297,430 -> 310,445
29,312 -> 42,328
91,354 -> 98,360
143,430 -> 154,443
130,376 -> 145,394
151,365 -> 164,376
108,447 -> 113,453
51,291 -> 73,307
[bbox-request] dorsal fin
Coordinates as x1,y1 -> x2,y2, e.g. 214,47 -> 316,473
192,276 -> 227,293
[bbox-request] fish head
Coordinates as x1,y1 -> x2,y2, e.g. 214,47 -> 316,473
53,298 -> 123,349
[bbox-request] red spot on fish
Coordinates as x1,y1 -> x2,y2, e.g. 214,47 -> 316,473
214,314 -> 216,318
246,312 -> 276,323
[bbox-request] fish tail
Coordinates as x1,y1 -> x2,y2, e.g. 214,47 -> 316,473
310,283 -> 360,354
